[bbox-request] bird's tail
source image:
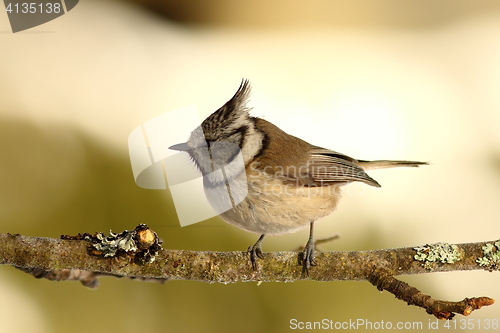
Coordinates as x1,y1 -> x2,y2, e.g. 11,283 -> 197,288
356,160 -> 428,171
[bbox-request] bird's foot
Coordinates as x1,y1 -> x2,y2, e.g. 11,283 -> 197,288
299,239 -> 317,275
247,243 -> 264,271
293,235 -> 340,252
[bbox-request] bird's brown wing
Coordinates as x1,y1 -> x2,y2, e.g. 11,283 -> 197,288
253,118 -> 381,187
307,148 -> 381,187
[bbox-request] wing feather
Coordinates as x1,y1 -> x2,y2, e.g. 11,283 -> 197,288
308,148 -> 381,187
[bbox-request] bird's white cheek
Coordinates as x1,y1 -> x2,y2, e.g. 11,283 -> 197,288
241,130 -> 265,165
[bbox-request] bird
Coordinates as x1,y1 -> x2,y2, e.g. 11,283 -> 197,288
170,79 -> 427,273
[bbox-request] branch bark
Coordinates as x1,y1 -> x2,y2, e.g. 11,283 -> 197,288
0,225 -> 497,319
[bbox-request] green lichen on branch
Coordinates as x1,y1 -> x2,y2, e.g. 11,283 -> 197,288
476,240 -> 500,269
62,224 -> 162,265
414,242 -> 462,270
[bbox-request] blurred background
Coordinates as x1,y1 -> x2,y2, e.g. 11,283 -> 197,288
1,0 -> 500,332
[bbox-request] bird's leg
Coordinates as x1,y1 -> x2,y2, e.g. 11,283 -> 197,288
247,234 -> 265,270
300,222 -> 317,275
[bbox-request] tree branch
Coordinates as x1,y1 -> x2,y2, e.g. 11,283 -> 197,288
0,225 -> 497,319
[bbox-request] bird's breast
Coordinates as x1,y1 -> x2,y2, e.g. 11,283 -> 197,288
215,165 -> 341,235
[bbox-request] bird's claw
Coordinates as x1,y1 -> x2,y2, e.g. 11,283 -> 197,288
299,241 -> 317,275
247,244 -> 264,270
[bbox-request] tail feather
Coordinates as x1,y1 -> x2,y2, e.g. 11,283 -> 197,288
356,160 -> 428,171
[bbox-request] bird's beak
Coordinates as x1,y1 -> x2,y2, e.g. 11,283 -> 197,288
169,142 -> 190,151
